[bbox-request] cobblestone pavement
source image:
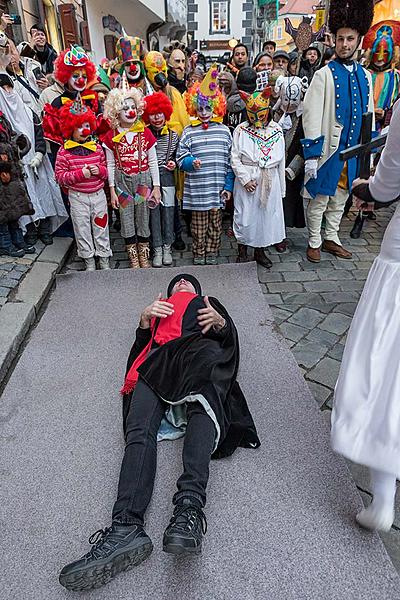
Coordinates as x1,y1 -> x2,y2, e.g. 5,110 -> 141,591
65,204 -> 400,570
0,241 -> 47,308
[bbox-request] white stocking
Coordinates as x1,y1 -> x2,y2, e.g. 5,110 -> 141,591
356,468 -> 397,532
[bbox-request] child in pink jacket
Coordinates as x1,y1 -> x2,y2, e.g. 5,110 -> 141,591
55,98 -> 112,271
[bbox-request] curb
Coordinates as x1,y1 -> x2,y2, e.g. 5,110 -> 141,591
0,237 -> 73,388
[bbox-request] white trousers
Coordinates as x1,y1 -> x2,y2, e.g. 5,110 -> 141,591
303,187 -> 347,249
69,189 -> 112,259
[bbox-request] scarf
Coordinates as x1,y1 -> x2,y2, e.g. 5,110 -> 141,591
64,139 -> 97,151
121,291 -> 197,395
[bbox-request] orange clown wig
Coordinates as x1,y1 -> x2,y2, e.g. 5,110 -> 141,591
54,46 -> 96,85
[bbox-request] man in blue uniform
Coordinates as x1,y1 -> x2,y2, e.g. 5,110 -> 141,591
301,0 -> 375,263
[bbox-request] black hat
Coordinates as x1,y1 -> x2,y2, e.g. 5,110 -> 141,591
328,0 -> 374,36
236,67 -> 257,93
167,274 -> 202,297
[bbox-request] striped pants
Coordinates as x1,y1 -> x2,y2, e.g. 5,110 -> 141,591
191,209 -> 222,257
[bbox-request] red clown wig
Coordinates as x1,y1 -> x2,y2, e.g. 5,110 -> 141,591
59,101 -> 97,141
142,91 -> 173,124
54,48 -> 97,85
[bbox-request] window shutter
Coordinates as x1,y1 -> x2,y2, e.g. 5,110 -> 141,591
59,3 -> 79,47
104,35 -> 116,60
80,20 -> 91,51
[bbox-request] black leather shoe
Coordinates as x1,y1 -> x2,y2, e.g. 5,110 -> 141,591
163,499 -> 207,555
350,213 -> 366,239
59,523 -> 153,591
254,247 -> 272,269
39,233 -> 53,245
172,236 -> 186,251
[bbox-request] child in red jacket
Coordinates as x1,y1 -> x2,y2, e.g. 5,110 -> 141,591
55,97 -> 112,271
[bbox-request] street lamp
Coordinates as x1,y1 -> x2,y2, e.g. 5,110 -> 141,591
228,38 -> 238,49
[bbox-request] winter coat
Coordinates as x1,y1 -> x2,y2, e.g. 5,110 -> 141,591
0,112 -> 34,224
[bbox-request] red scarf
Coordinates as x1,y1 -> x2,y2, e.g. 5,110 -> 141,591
120,292 -> 197,395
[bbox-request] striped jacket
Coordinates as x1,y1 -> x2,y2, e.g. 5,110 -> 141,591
176,122 -> 234,211
55,144 -> 108,194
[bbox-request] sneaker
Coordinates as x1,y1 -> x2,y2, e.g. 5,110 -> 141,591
172,236 -> 186,251
193,256 -> 205,265
206,254 -> 217,265
163,244 -> 173,266
99,257 -> 110,270
152,247 -> 163,268
84,257 -> 96,271
0,245 -> 24,258
163,499 -> 207,555
20,244 -> 36,254
59,523 -> 153,592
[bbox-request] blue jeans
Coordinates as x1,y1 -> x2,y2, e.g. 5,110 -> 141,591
0,221 -> 25,250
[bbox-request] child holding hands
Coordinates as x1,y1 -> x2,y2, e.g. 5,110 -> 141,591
55,97 -> 111,271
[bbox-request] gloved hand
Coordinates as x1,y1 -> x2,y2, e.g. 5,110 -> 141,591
29,151 -> 44,169
304,158 -> 318,180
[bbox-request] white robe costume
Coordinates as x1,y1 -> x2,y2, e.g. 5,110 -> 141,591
0,85 -> 67,232
231,120 -> 286,247
331,99 -> 400,477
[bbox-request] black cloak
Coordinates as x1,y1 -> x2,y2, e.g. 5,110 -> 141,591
122,295 -> 260,459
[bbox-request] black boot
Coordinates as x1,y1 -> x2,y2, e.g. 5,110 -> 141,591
350,212 -> 366,239
172,234 -> 186,251
59,523 -> 153,592
113,209 -> 121,232
254,247 -> 272,269
24,222 -> 38,246
163,499 -> 207,555
38,218 -> 53,245
366,211 -> 376,221
236,243 -> 250,263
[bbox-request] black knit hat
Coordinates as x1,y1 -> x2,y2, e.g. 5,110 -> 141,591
167,274 -> 202,297
236,67 -> 257,93
328,0 -> 374,36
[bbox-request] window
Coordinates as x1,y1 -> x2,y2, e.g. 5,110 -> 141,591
276,25 -> 283,40
211,1 -> 228,33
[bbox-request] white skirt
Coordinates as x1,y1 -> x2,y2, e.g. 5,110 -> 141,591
331,202 -> 400,477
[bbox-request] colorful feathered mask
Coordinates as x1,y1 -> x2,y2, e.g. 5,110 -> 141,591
363,21 -> 400,70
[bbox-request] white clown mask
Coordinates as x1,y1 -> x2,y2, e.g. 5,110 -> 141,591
68,68 -> 88,92
119,97 -> 138,126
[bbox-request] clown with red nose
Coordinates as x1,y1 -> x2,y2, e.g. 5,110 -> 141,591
54,96 -> 112,271
42,46 -> 98,148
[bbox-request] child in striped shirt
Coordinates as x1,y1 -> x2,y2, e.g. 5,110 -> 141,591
176,65 -> 234,265
55,98 -> 111,271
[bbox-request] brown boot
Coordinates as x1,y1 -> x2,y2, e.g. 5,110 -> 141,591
138,242 -> 151,268
306,245 -> 321,263
322,240 -> 352,259
126,243 -> 140,269
254,247 -> 272,269
236,243 -> 250,263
